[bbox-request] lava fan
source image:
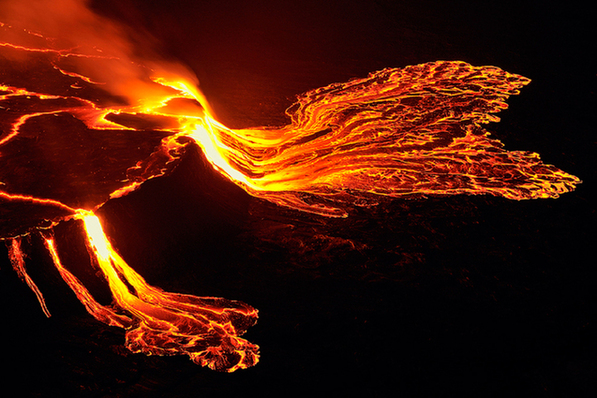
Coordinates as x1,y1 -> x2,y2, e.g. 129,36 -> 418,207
0,3 -> 580,373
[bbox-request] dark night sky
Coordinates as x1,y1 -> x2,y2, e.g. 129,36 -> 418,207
1,1 -> 595,396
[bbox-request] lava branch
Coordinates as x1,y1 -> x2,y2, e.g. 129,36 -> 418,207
182,62 -> 581,217
1,185 -> 260,370
7,237 -> 51,318
42,210 -> 259,372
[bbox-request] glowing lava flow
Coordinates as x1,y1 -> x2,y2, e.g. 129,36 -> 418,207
51,211 -> 259,371
0,20 -> 261,371
0,16 -> 581,372
186,62 -> 581,217
7,237 -> 51,318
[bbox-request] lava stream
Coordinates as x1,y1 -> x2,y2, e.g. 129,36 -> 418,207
44,211 -> 259,372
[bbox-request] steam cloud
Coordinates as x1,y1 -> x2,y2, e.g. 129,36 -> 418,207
0,0 -> 200,108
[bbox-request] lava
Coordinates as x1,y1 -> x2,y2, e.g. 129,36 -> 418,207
7,237 -> 51,318
52,211 -> 259,371
186,62 -> 580,217
0,4 -> 580,373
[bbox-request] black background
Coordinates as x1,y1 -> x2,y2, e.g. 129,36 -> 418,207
1,1 -> 595,396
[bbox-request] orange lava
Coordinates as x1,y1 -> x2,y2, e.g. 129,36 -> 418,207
0,11 -> 580,372
47,212 -> 259,371
189,62 -> 580,217
7,238 -> 51,318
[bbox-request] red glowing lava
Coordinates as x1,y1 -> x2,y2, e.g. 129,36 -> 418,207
0,2 -> 580,372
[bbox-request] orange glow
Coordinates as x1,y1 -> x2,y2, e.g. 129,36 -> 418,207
0,8 -> 581,373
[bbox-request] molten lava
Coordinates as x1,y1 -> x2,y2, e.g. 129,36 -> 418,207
49,212 -> 259,371
0,11 -> 580,372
